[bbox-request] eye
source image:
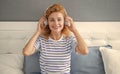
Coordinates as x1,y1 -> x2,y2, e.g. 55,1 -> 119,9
50,19 -> 55,22
58,18 -> 62,21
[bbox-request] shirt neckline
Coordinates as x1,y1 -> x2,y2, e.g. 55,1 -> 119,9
49,35 -> 64,42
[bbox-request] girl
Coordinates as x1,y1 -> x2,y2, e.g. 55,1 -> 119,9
23,4 -> 88,74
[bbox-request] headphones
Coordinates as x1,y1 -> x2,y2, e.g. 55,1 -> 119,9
43,5 -> 70,26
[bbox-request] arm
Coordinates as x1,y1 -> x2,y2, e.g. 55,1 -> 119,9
72,29 -> 89,55
22,16 -> 46,56
65,16 -> 89,55
22,31 -> 40,56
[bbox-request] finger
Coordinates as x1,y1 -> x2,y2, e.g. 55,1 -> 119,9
38,17 -> 46,26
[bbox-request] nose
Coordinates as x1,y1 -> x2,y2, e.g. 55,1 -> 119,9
54,20 -> 59,26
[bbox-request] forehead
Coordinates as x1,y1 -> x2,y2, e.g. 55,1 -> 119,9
48,12 -> 64,19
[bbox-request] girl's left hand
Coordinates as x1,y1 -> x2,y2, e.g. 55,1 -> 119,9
65,16 -> 77,32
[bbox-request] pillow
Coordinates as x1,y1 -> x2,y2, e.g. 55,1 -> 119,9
0,54 -> 24,74
30,72 -> 41,74
99,47 -> 120,74
71,45 -> 111,74
24,52 -> 41,74
0,68 -> 23,74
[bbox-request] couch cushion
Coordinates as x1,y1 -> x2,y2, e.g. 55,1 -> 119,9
0,54 -> 24,74
24,52 -> 41,74
99,47 -> 120,74
30,72 -> 41,74
70,46 -> 111,74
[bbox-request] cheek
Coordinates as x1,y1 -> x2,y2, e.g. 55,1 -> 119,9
48,25 -> 52,30
61,24 -> 65,30
61,21 -> 64,26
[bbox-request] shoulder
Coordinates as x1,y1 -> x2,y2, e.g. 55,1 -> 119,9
64,35 -> 75,43
36,35 -> 46,41
66,35 -> 75,40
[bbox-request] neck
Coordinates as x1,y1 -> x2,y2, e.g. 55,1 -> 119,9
50,32 -> 62,40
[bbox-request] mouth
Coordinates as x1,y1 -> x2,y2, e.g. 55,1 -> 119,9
50,25 -> 63,31
54,27 -> 59,29
52,26 -> 60,29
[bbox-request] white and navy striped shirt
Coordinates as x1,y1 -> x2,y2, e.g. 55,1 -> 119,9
34,35 -> 77,74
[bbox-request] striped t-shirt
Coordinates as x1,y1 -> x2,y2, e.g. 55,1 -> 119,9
34,35 -> 77,74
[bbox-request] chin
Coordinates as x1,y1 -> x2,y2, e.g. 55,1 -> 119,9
52,30 -> 61,33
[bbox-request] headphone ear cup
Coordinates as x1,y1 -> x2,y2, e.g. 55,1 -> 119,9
65,21 -> 70,26
44,20 -> 48,26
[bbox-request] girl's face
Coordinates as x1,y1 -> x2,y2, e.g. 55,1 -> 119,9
48,12 -> 64,34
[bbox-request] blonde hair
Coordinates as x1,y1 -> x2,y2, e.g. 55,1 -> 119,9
42,4 -> 71,39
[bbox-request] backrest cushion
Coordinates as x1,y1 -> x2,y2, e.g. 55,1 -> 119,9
24,52 -> 41,74
71,45 -> 112,74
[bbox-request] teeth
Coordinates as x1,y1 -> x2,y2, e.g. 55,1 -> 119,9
54,26 -> 59,28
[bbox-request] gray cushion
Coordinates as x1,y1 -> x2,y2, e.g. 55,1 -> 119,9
24,52 -> 41,74
30,72 -> 41,74
70,46 -> 111,74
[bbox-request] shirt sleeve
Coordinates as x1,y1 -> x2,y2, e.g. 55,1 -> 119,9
67,35 -> 77,52
71,36 -> 77,49
34,35 -> 41,52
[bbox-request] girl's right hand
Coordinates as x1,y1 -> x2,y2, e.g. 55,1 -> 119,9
36,16 -> 46,34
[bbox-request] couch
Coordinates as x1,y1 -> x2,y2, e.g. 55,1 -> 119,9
0,22 -> 120,74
